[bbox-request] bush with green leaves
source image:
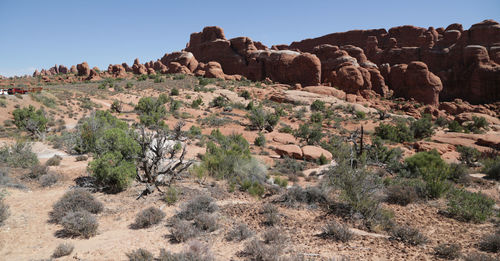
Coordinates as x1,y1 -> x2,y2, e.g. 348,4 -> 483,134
483,156 -> 500,180
110,100 -> 122,113
410,114 -> 434,139
295,123 -> 324,145
457,145 -> 480,166
210,96 -> 228,108
247,106 -> 279,132
310,112 -> 324,123
447,120 -> 463,132
254,132 -> 266,147
135,95 -> 168,127
191,97 -> 204,109
239,90 -> 251,100
465,116 -> 489,133
0,141 -> 39,168
310,99 -> 326,112
88,151 -> 137,193
12,105 -> 48,138
374,121 -> 413,143
403,150 -> 450,198
446,189 -> 494,223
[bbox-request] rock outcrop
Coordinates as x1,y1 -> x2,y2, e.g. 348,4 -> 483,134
77,62 -> 90,76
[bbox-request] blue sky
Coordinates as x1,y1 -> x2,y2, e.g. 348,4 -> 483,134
0,0 -> 498,76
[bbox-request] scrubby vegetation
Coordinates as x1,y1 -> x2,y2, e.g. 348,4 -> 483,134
446,189 -> 495,223
131,207 -> 166,229
60,210 -> 99,238
0,141 -> 39,168
50,188 -> 103,223
52,242 -> 74,258
12,105 -> 48,138
320,221 -> 354,242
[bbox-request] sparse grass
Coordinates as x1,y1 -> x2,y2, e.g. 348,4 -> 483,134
127,248 -> 154,261
50,188 -> 103,223
46,155 -> 62,166
52,242 -> 74,258
479,230 -> 500,253
434,243 -> 461,260
390,225 -> 427,246
176,195 -> 217,221
60,210 -> 98,238
163,186 -> 179,205
170,218 -> 199,243
261,203 -> 280,226
226,223 -> 253,242
131,207 -> 166,229
320,221 -> 353,242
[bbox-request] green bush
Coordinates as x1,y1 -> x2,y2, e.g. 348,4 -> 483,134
295,123 -> 324,145
446,189 -> 495,223
239,90 -> 251,100
310,112 -> 323,123
483,157 -> 500,180
403,150 -> 450,198
12,105 -> 48,137
410,114 -> 434,139
254,132 -> 266,147
210,96 -> 228,108
191,97 -> 204,109
0,141 -> 39,168
164,186 -> 179,205
447,120 -> 463,132
375,121 -> 413,143
88,151 -> 137,193
247,106 -> 279,132
310,100 -> 325,112
465,116 -> 489,133
170,88 -> 179,96
457,145 -> 480,166
135,96 -> 168,127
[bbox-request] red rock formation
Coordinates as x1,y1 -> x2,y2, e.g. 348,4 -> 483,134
131,58 -> 147,75
70,65 -> 78,74
76,62 -> 90,76
160,52 -> 198,72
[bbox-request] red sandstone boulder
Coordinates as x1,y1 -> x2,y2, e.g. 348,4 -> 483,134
132,59 -> 147,75
76,62 -> 90,76
160,52 -> 199,72
301,86 -> 346,99
301,146 -> 333,162
33,70 -> 40,77
167,62 -> 191,75
70,65 -> 78,74
275,144 -> 303,159
58,65 -> 68,74
86,69 -> 101,81
204,61 -> 225,79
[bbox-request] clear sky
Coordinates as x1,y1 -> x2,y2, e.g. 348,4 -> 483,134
0,0 -> 498,77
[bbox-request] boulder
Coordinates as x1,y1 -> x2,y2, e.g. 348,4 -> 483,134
275,144 -> 303,159
76,62 -> 90,76
85,69 -> 101,81
167,62 -> 191,74
160,52 -> 199,72
70,65 -> 78,74
301,146 -> 333,161
58,65 -> 68,74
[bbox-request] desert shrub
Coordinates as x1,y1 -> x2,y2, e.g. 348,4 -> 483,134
457,145 -> 480,166
75,155 -> 88,161
310,100 -> 326,112
254,132 -> 266,147
170,218 -> 199,242
263,227 -> 286,245
110,100 -> 122,113
247,105 -> 280,132
295,123 -> 324,145
191,97 -> 204,109
434,243 -> 461,260
282,186 -> 327,207
483,156 -> 500,180
465,116 -> 489,133
159,240 -> 214,261
479,230 -> 500,253
365,137 -> 403,168
132,207 -> 165,229
390,225 -> 427,246
320,221 -> 354,242
127,248 -> 153,261
435,116 -> 448,127
374,121 -> 413,143
274,157 -> 306,175
46,155 -> 62,166
261,203 -> 280,226
211,96 -> 228,108
0,141 -> 39,168
447,120 -> 463,132
278,124 -> 294,134
273,176 -> 288,188
199,130 -> 267,192
52,242 -> 74,258
163,186 -> 179,205
226,223 -> 253,241
310,112 -> 324,123
12,105 -> 48,137
463,252 -> 497,261
447,163 -> 470,184
0,199 -> 9,226
135,96 -> 168,127
61,210 -> 98,238
50,188 -> 103,223
40,173 -> 59,187
194,213 -> 218,232
26,164 -> 48,179
88,151 -> 137,193
177,195 -> 217,221
170,99 -> 182,113
243,238 -> 281,261
403,150 -> 450,199
239,90 -> 251,99
410,114 -> 434,139
355,110 -> 366,119
326,161 -> 391,230
446,189 -> 494,223
125,82 -> 134,89
386,185 -> 419,206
